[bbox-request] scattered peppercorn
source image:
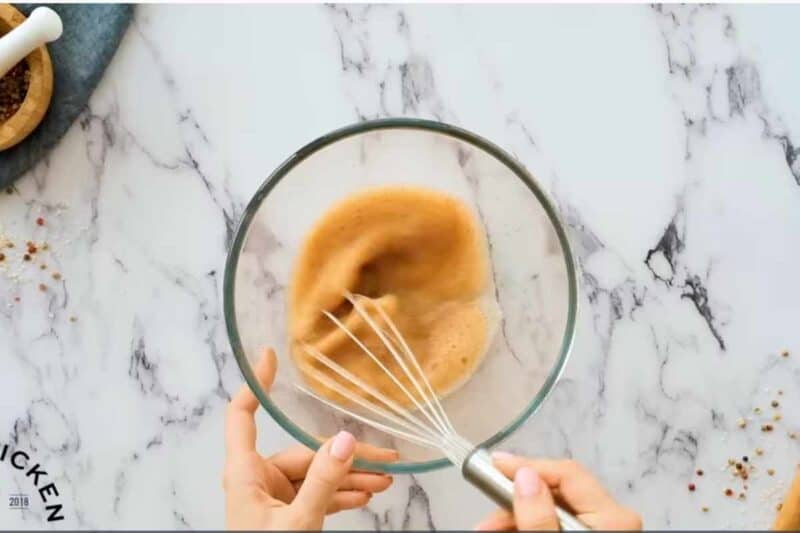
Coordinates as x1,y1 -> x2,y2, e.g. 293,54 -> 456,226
777,503 -> 783,511
41,242 -> 49,251
755,448 -> 764,456
728,458 -> 736,466
778,390 -> 784,396
762,424 -> 774,432
790,432 -> 797,440
26,242 -> 37,254
724,488 -> 733,497
0,253 -> 4,262
69,316 -> 77,323
35,217 -> 44,226
688,483 -> 696,492
774,414 -> 782,421
754,407 -> 762,414
738,493 -> 746,500
767,468 -> 775,476
701,506 -> 709,513
782,350 -> 790,357
38,283 -> 47,292
742,456 -> 749,463
772,400 -> 780,408
39,263 -> 46,270
5,241 -> 14,248
696,469 -> 704,476
13,296 -> 20,302
735,462 -> 743,470
51,272 -> 61,281
736,418 -> 747,428
23,254 -> 31,261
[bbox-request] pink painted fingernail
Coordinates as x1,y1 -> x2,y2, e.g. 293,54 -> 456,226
492,450 -> 515,461
515,466 -> 541,497
330,431 -> 356,461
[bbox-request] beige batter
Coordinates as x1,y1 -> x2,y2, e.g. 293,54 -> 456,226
289,186 -> 491,407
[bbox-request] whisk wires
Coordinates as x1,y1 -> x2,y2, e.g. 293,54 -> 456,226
296,291 -> 474,466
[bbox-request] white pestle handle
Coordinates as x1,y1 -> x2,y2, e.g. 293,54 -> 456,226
0,7 -> 62,80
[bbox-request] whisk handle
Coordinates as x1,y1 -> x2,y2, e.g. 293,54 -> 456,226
462,448 -> 589,531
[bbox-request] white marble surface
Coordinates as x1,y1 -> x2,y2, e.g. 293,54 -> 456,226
1,4 -> 799,529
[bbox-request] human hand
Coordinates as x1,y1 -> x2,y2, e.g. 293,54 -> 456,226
224,348 -> 398,530
475,453 -> 642,531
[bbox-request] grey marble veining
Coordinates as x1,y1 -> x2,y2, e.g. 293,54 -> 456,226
1,4 -> 799,529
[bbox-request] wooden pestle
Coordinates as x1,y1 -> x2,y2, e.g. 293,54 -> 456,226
774,470 -> 800,530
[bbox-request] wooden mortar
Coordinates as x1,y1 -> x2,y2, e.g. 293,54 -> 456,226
774,469 -> 800,530
0,3 -> 54,151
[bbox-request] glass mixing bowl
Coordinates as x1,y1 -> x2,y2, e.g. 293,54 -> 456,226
224,119 -> 578,473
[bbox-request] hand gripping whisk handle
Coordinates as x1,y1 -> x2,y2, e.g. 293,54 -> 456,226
462,449 -> 589,531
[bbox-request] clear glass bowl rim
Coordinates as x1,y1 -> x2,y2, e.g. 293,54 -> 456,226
223,117 -> 579,474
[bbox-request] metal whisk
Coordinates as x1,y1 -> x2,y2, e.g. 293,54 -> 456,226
296,291 -> 587,531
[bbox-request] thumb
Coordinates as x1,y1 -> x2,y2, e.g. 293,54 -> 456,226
291,431 -> 356,518
513,466 -> 560,530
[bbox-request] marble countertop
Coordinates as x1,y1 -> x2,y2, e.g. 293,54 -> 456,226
2,4 -> 799,529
